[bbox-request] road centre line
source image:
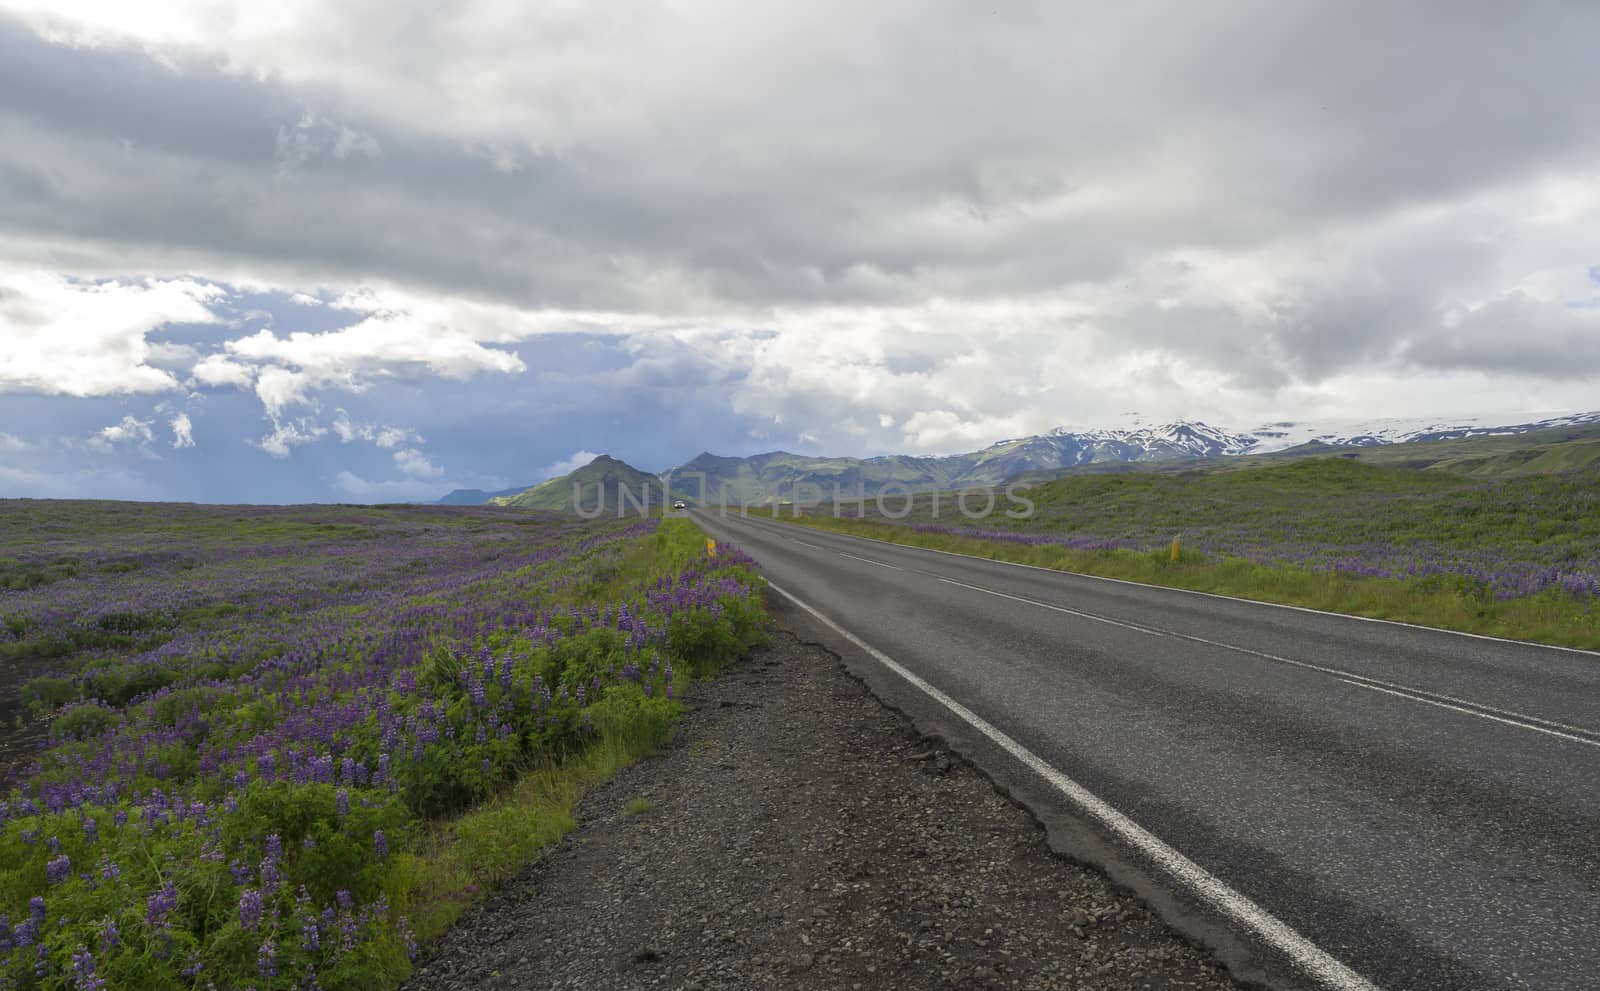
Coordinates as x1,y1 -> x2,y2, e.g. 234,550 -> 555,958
1338,681 -> 1600,750
935,576 -> 1600,747
734,513 -> 1600,660
838,550 -> 904,571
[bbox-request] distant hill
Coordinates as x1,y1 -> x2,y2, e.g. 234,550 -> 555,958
443,412 -> 1600,507
671,421 -> 1258,505
490,455 -> 679,512
436,485 -> 529,505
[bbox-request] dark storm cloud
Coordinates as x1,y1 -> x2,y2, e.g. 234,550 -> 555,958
1404,294 -> 1600,380
0,16 -> 293,162
1,0 -> 1598,429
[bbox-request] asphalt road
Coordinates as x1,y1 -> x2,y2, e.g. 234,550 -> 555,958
689,508 -> 1600,991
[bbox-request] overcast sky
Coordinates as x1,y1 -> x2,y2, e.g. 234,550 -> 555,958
1,1 -> 1597,502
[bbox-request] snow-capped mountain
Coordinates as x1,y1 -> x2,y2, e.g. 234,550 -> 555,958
1244,411 -> 1600,453
1049,421 -> 1259,458
443,412 -> 1600,504
953,421 -> 1258,484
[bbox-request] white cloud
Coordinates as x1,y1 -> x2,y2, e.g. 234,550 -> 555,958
0,432 -> 26,453
392,447 -> 443,479
249,365 -> 357,418
226,317 -> 526,380
218,309 -> 526,418
537,449 -> 601,482
191,354 -> 256,389
88,415 -> 156,451
330,409 -> 419,448
257,417 -> 326,458
170,412 -> 195,448
0,270 -> 222,397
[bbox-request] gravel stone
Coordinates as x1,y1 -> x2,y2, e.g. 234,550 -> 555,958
402,632 -> 1240,990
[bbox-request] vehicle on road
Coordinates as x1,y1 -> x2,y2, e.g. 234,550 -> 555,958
672,500 -> 687,510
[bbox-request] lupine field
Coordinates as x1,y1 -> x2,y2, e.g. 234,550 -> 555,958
0,501 -> 765,990
793,458 -> 1600,647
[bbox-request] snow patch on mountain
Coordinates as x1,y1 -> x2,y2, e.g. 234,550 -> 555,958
1244,410 -> 1600,453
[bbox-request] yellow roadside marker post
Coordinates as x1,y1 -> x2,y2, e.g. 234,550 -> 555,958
706,538 -> 718,559
1170,535 -> 1180,563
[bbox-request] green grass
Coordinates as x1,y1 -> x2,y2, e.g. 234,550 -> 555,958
623,796 -> 656,817
411,729 -> 669,942
784,458 -> 1600,650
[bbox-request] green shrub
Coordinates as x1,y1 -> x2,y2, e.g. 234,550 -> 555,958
50,700 -> 120,741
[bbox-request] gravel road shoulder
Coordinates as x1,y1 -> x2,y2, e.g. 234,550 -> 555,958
402,628 -> 1240,991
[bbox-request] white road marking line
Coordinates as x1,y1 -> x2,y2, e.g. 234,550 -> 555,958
789,536 -> 825,549
768,580 -> 1380,991
940,577 -> 1600,747
745,515 -> 1600,659
1338,680 -> 1600,750
939,577 -> 1169,637
839,551 -> 904,571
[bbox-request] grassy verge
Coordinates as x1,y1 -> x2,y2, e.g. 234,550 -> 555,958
410,722 -> 662,945
780,514 -> 1600,650
409,520 -> 746,949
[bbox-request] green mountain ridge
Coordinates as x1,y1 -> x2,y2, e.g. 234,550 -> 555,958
470,420 -> 1600,512
489,455 -> 683,511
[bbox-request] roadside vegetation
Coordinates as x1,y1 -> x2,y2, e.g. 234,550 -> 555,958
0,502 -> 763,990
787,458 -> 1600,649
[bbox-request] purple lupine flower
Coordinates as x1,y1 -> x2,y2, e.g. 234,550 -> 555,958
261,857 -> 281,898
99,859 -> 121,881
145,884 -> 176,928
239,888 -> 263,930
30,897 -> 46,926
70,946 -> 106,991
83,817 -> 98,844
265,833 -> 283,861
302,914 -> 321,952
47,854 -> 72,886
99,918 -> 118,952
335,889 -> 352,913
257,937 -> 277,978
374,829 -> 387,858
398,915 -> 417,961
336,788 -> 349,818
